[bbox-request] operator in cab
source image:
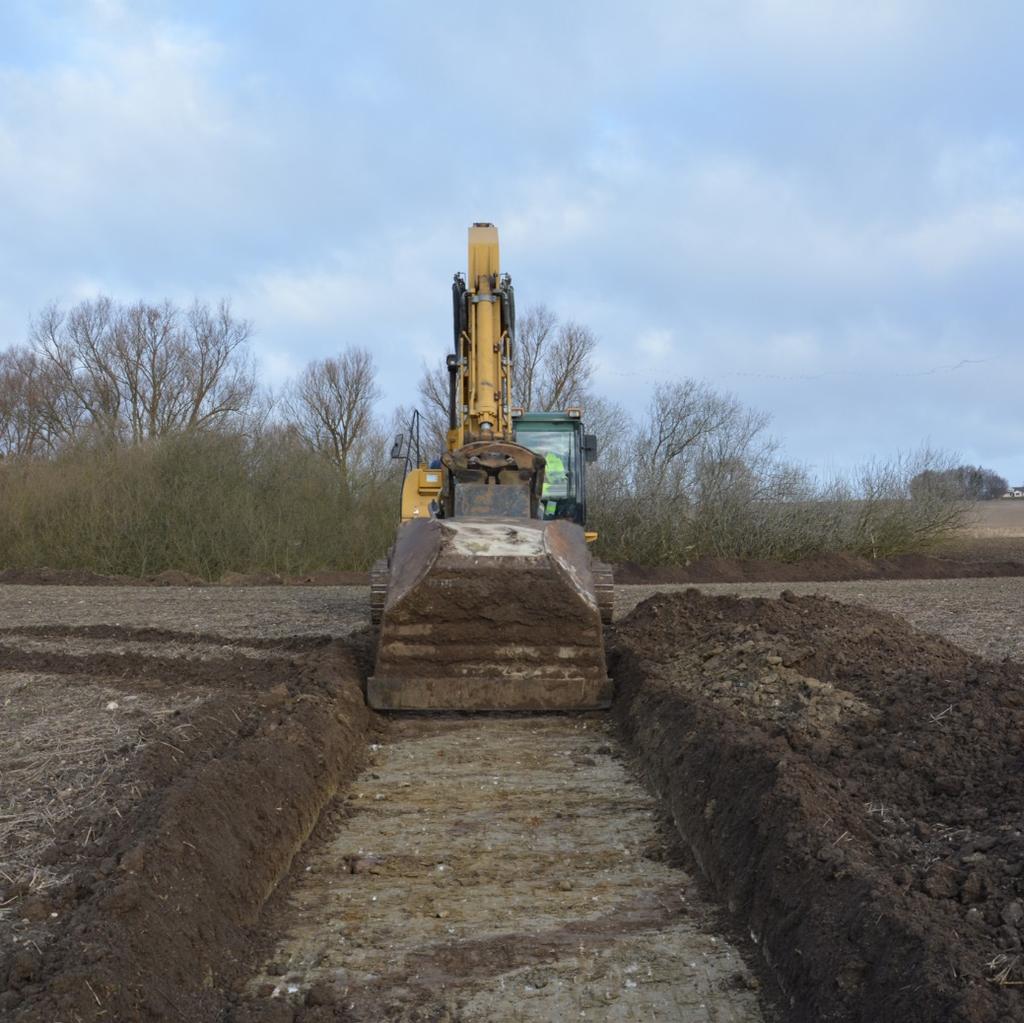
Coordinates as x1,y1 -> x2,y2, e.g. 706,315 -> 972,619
539,445 -> 569,518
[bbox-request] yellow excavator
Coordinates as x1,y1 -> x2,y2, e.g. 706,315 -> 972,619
367,223 -> 613,711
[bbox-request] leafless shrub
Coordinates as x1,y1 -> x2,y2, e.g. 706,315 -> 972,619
0,317 -> 402,575
0,291 -> 969,572
0,428 -> 400,577
846,448 -> 968,557
589,380 -> 967,564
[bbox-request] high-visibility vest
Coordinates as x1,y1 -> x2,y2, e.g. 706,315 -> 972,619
542,453 -> 566,496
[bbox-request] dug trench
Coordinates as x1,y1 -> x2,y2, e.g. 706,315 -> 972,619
3,621 -> 770,1023
3,592 -> 1023,1021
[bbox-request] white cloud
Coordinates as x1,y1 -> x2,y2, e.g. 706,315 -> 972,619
635,328 -> 675,360
897,199 -> 1024,276
0,15 -> 260,237
244,263 -> 374,329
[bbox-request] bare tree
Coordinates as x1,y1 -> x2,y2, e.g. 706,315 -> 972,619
181,301 -> 258,432
31,297 -> 122,441
415,360 -> 451,457
29,297 -> 257,444
536,321 -> 597,410
630,381 -> 766,501
0,346 -> 70,458
410,303 -> 599,459
512,304 -> 596,411
286,347 -> 381,476
514,304 -> 557,410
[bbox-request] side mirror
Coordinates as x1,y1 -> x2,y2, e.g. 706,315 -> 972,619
583,434 -> 598,464
390,434 -> 404,460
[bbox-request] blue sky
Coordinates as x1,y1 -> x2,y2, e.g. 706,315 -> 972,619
2,1 -> 1022,481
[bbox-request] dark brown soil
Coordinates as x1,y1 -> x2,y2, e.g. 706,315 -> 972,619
613,550 -> 1024,584
1,636 -> 376,1023
0,567 -> 372,587
611,589 -> 1024,1022
6,551 -> 1022,591
0,567 -> 140,586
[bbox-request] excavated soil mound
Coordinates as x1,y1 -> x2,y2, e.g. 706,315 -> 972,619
2,637 -> 374,1023
613,551 -> 1024,584
612,590 -> 1024,1023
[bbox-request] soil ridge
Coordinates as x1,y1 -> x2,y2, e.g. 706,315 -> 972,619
3,642 -> 375,1023
612,589 -> 1024,1022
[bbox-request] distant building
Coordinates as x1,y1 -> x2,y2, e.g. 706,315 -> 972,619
1003,487 -> 1024,498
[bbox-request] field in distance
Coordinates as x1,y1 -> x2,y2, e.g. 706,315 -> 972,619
937,498 -> 1024,561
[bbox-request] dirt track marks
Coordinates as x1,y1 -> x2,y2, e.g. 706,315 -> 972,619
0,585 -> 366,638
246,717 -> 767,1022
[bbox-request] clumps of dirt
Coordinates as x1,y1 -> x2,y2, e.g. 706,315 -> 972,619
1,640 -> 376,1023
613,550 -> 1024,584
611,589 -> 1024,1023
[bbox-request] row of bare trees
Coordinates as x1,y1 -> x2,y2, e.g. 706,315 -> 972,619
0,297 -> 396,575
1,298 -> 259,456
0,296 -> 390,473
587,379 -> 966,563
0,293 -> 970,575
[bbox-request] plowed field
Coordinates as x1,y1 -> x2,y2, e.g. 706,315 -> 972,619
1,579 -> 1022,1022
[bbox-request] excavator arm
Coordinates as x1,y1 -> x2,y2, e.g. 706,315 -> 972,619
448,223 -> 516,449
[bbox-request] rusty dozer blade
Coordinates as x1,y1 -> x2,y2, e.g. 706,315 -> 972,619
367,518 -> 611,711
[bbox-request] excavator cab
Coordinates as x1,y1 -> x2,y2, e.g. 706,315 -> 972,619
512,411 -> 598,526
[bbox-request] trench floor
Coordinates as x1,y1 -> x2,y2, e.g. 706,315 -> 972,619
247,717 -> 769,1022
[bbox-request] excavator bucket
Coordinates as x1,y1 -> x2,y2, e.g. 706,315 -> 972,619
367,518 -> 611,711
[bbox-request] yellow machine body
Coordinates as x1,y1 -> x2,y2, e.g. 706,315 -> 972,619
400,466 -> 444,521
449,222 -> 514,450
